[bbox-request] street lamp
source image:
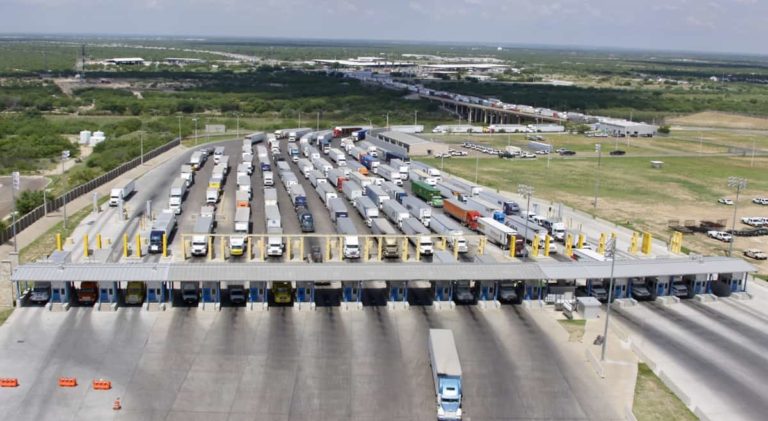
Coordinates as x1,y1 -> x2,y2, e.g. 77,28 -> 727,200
192,117 -> 199,147
177,116 -> 182,141
517,184 -> 535,245
600,237 -> 618,361
727,176 -> 747,257
593,143 -> 602,210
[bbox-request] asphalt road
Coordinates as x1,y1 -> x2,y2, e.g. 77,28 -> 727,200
615,300 -> 768,420
0,306 -> 620,421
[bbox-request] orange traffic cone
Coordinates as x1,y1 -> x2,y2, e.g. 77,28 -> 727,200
113,398 -> 122,411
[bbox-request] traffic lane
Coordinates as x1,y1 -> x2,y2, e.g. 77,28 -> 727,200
615,304 -> 768,420
682,301 -> 768,349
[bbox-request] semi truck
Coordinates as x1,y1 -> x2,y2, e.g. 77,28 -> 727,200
360,154 -> 380,173
297,158 -> 313,178
266,227 -> 285,257
382,199 -> 411,229
390,158 -> 410,180
370,217 -> 400,258
504,215 -> 558,254
308,170 -> 326,188
180,164 -> 194,187
381,181 -> 407,203
168,178 -> 187,215
281,171 -> 299,190
365,185 -> 390,210
288,128 -> 312,142
428,329 -> 463,421
477,190 -> 519,215
411,179 -> 444,207
265,204 -> 281,229
328,197 -> 349,222
206,187 -> 219,205
402,218 -> 434,256
342,180 -> 363,206
235,190 -> 249,208
377,164 -> 403,186
213,146 -> 225,164
465,197 -> 505,222
328,168 -> 347,191
264,188 -> 277,206
328,148 -> 347,166
149,210 -> 176,253
336,217 -> 360,259
346,160 -> 368,176
109,180 -> 136,206
316,182 -> 338,206
443,199 -> 481,231
349,172 -> 372,189
477,217 -> 517,250
259,156 -> 271,172
296,205 -> 315,232
401,196 -> 432,227
288,183 -> 308,209
229,207 -> 251,256
430,214 -> 468,254
237,175 -> 252,198
355,196 -> 380,227
189,151 -> 205,170
191,214 -> 214,257
263,171 -> 274,186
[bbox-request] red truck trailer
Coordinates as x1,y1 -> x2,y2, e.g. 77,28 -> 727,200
443,198 -> 481,231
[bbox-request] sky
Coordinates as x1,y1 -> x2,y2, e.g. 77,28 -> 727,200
0,0 -> 766,55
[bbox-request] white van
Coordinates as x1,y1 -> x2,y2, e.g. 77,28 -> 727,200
263,171 -> 274,186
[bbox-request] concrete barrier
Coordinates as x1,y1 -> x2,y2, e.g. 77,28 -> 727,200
340,301 -> 363,311
730,292 -> 753,301
477,300 -> 501,310
387,301 -> 410,311
630,342 -> 657,372
247,301 -> 268,311
614,298 -> 638,308
694,406 -> 715,421
432,300 -> 455,311
293,302 -> 316,311
694,294 -> 718,303
624,405 -> 638,421
655,296 -> 679,306
658,370 -> 692,407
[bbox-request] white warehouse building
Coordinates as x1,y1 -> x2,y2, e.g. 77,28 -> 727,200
596,119 -> 658,137
375,131 -> 450,157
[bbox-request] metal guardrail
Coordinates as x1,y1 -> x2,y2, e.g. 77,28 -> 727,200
0,137 -> 181,246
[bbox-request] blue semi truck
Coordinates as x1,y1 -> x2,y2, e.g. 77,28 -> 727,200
429,329 -> 463,420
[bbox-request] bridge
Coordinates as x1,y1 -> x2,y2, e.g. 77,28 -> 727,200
419,94 -> 566,125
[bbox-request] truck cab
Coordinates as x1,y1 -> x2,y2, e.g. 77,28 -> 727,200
125,281 -> 146,305
181,283 -> 199,304
343,236 -> 360,259
77,281 -> 98,305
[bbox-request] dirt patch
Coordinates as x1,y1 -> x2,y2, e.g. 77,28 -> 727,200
669,112 -> 768,130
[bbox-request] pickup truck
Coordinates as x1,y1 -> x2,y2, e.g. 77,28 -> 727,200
707,230 -> 733,242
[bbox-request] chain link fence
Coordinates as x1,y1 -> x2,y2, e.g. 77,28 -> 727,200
0,137 -> 181,245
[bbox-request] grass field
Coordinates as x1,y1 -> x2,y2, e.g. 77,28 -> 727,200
0,308 -> 13,326
633,363 -> 697,421
19,201 -> 98,264
669,112 -> 768,130
557,319 -> 586,342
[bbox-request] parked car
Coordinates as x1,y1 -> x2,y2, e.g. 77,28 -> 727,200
559,150 -> 576,156
752,197 -> 768,205
707,230 -> 733,242
744,249 -> 767,260
717,198 -> 734,205
609,150 -> 626,156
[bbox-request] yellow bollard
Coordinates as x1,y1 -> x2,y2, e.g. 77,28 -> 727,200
597,233 -> 606,254
453,239 -> 459,260
287,236 -> 292,261
544,235 -> 551,257
325,237 -> 331,262
96,234 -> 102,250
247,237 -> 252,261
56,233 -> 62,251
377,237 -> 383,261
641,232 -> 652,255
565,234 -> 574,258
477,237 -> 485,256
162,233 -> 167,258
577,233 -> 585,249
532,235 -> 540,257
123,234 -> 128,258
299,237 -> 304,261
338,237 -> 343,261
508,235 -> 516,258
259,238 -> 265,261
441,237 -> 447,251
402,237 -> 408,261
83,235 -> 89,257
630,232 -> 639,254
363,238 -> 369,262
182,237 -> 188,260
415,240 -> 421,261
135,234 -> 142,258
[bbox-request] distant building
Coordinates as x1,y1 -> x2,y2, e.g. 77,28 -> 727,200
164,58 -> 206,65
374,131 -> 449,157
596,119 -> 658,137
104,57 -> 145,65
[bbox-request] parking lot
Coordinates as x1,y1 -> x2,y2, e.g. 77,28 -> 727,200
0,306 -> 623,421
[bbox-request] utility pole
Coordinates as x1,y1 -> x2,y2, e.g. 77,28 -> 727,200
316,112 -> 320,131
177,116 -> 182,141
193,117 -> 198,147
11,172 -> 19,252
61,151 -> 69,228
727,177 -> 747,257
414,110 -> 418,126
518,184 -> 534,245
593,144 -> 602,210
298,111 -> 301,128
236,114 -> 240,139
140,130 -> 144,165
600,237 -> 617,361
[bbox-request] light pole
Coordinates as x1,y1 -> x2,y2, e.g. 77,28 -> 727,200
414,110 -> 418,126
298,111 -> 301,128
193,117 -> 198,147
140,130 -> 144,165
593,143 -> 602,210
43,188 -> 51,216
600,237 -> 617,361
474,153 -> 479,184
10,171 -> 19,252
518,184 -> 534,244
727,176 -> 747,257
236,114 -> 240,139
177,116 -> 182,141
385,112 -> 390,129
61,151 -> 68,228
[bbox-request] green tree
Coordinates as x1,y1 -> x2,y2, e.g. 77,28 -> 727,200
15,190 -> 45,215
658,125 -> 671,134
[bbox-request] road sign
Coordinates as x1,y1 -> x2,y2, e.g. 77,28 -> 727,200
62,150 -> 70,160
11,171 -> 20,191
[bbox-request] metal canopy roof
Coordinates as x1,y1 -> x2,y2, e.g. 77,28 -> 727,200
10,257 -> 754,283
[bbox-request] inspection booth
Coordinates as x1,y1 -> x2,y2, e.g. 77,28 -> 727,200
576,297 -> 601,319
341,280 -> 362,303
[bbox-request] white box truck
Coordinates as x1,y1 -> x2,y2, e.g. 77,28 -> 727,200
370,217 -> 400,258
378,164 -> 403,186
267,227 -> 284,257
342,180 -> 363,206
149,210 -> 176,253
264,188 -> 277,206
477,217 -> 516,250
430,214 -> 468,254
401,196 -> 432,227
168,178 -> 187,215
109,180 -> 136,207
382,199 -> 410,229
230,207 -> 251,256
265,204 -> 281,229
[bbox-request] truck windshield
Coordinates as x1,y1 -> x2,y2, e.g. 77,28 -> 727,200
150,231 -> 163,243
